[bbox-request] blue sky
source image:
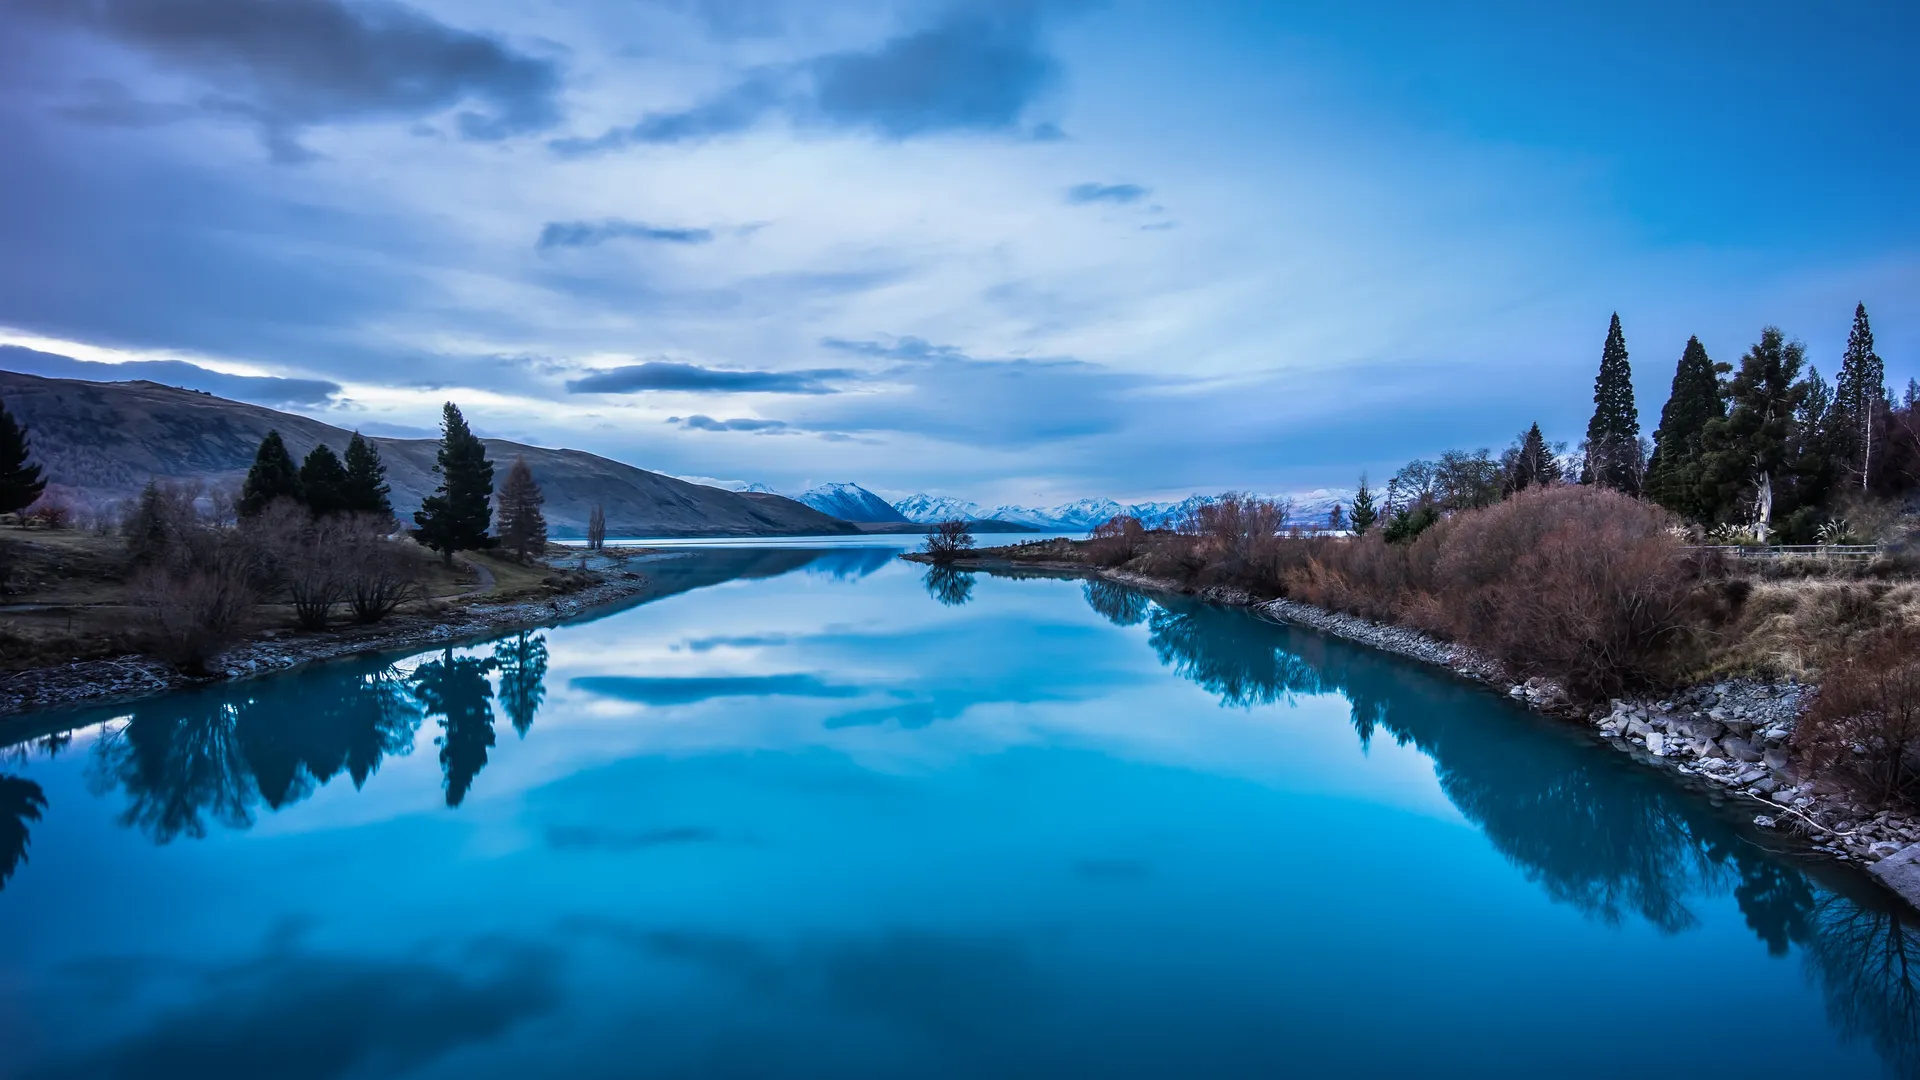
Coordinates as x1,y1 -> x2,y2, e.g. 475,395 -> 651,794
0,0 -> 1914,504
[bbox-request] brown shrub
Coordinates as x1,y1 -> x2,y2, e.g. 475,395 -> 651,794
922,519 -> 974,565
129,533 -> 261,673
1794,629 -> 1920,809
20,495 -> 73,530
1179,493 -> 1296,595
1087,515 -> 1148,567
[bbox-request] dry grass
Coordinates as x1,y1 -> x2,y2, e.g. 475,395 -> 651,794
1699,579 -> 1920,682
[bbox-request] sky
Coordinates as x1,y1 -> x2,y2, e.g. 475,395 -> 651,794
0,0 -> 1915,505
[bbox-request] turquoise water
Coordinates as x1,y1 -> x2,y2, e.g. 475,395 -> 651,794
1,547 -> 1916,1079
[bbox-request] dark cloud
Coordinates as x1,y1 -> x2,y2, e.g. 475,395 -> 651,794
1065,181 -> 1148,205
671,415 -> 793,434
567,360 -> 849,394
0,344 -> 342,407
569,673 -> 865,705
536,219 -> 715,249
18,0 -> 562,161
550,5 -> 1060,154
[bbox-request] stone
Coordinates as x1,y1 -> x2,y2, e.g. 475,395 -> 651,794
1763,749 -> 1790,772
1626,719 -> 1652,738
1754,815 -> 1777,829
1763,726 -> 1790,743
1645,732 -> 1666,756
1772,790 -> 1796,804
1721,736 -> 1763,764
1750,777 -> 1780,795
1722,718 -> 1756,737
1868,843 -> 1920,912
1693,739 -> 1725,759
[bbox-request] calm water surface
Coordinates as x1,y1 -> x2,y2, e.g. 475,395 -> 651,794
2,547 -> 1917,1079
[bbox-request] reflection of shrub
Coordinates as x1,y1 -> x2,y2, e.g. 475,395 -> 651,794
922,519 -> 974,565
1083,580 -> 1150,626
923,566 -> 974,607
1794,629 -> 1920,809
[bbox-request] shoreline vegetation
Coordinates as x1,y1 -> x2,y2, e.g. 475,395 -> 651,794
904,487 -> 1920,910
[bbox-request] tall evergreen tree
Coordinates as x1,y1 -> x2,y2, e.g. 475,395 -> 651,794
494,456 -> 547,563
1784,365 -> 1841,534
412,404 -> 494,563
1348,475 -> 1378,535
298,444 -> 350,517
1504,422 -> 1562,493
0,396 -> 47,517
1698,327 -> 1806,531
239,430 -> 302,517
1832,303 -> 1887,491
1643,336 -> 1725,520
341,432 -> 393,518
1581,312 -> 1643,494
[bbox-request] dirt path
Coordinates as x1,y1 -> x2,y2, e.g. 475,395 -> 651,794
458,556 -> 497,598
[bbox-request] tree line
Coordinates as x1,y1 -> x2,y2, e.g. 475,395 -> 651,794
1347,304 -> 1915,545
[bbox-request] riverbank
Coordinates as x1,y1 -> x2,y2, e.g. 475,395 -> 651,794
908,543 -> 1920,909
0,558 -> 657,721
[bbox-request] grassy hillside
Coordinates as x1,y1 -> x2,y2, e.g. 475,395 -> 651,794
0,371 -> 857,538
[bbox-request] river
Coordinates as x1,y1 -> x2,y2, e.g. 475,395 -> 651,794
1,545 -> 1916,1078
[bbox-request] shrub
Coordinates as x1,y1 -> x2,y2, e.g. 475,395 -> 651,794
344,528 -> 426,623
1087,514 -> 1148,567
923,519 -> 974,565
20,494 -> 73,530
128,531 -> 261,673
1179,493 -> 1295,595
1794,629 -> 1920,809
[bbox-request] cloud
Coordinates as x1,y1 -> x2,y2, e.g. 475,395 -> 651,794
819,335 -> 963,361
536,219 -> 715,249
549,5 -> 1060,154
545,825 -> 719,851
669,415 -> 792,434
569,673 -> 864,705
567,360 -> 849,395
1064,181 -> 1148,205
19,0 -> 562,161
0,344 -> 341,407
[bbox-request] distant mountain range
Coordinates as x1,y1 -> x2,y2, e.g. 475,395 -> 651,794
695,480 -> 1353,534
0,370 -> 858,539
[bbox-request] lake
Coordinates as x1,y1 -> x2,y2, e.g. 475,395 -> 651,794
1,545 -> 1916,1079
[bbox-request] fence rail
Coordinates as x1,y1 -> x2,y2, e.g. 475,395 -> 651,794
1684,544 -> 1885,561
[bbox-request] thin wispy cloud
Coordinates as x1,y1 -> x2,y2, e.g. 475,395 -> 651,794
537,220 -> 716,250
568,361 -> 851,395
1065,182 -> 1149,205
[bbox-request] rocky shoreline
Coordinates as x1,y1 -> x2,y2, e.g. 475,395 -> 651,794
918,549 -> 1920,909
0,571 -> 654,722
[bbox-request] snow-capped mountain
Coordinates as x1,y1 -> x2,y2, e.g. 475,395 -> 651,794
893,494 -> 985,523
793,482 -> 908,523
893,489 -> 1355,531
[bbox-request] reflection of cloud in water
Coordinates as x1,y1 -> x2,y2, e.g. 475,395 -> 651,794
31,931 -> 564,1080
571,674 -> 866,705
675,633 -> 794,652
1074,857 -> 1152,882
545,824 -> 720,851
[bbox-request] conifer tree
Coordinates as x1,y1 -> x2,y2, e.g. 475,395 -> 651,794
1581,313 -> 1643,494
412,404 -> 494,563
494,456 -> 547,563
298,444 -> 350,517
342,432 -> 393,519
1505,422 -> 1562,493
0,396 -> 47,517
1699,328 -> 1806,530
1643,336 -> 1725,520
493,631 -> 549,739
1833,303 -> 1887,491
239,430 -> 302,517
1348,475 -> 1377,535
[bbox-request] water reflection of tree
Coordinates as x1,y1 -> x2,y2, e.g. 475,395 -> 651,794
85,659 -> 421,842
413,648 -> 500,807
923,566 -> 975,608
494,632 -> 550,738
1083,581 -> 1150,627
1,774 -> 47,891
1106,577 -> 1920,1074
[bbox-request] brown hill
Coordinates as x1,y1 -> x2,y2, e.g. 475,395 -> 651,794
0,370 -> 858,538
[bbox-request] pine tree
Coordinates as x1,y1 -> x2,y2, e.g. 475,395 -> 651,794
1581,312 -> 1643,494
0,396 -> 47,517
239,430 -> 302,517
298,444 -> 350,517
494,456 -> 547,563
1699,327 -> 1806,531
1782,365 -> 1841,537
1505,422 -> 1562,493
1348,475 -> 1378,535
412,404 -> 494,563
341,432 -> 392,519
1833,303 -> 1887,491
1643,336 -> 1725,521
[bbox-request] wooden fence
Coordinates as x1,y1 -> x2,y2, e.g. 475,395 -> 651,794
1684,544 -> 1885,562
